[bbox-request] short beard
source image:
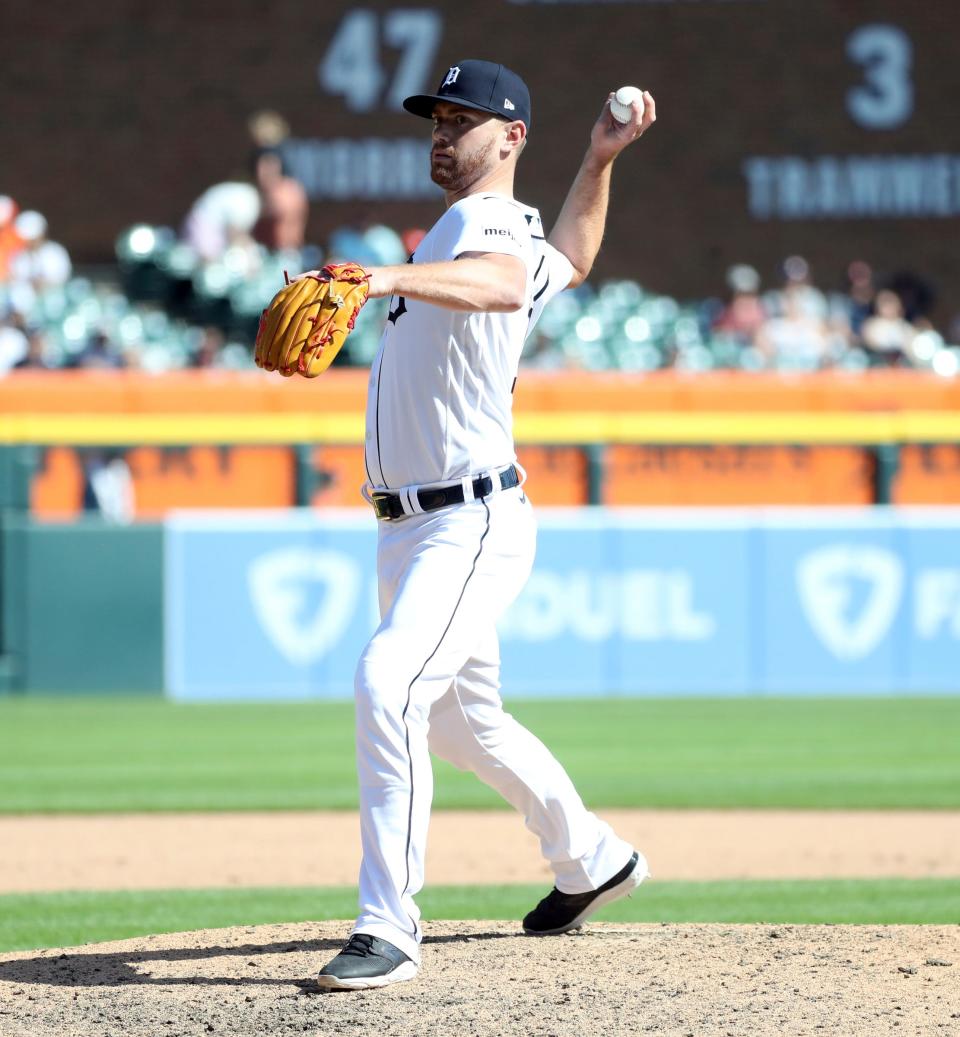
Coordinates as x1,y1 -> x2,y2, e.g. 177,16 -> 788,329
430,140 -> 494,193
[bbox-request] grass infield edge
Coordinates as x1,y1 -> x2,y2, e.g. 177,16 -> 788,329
1,878 -> 959,953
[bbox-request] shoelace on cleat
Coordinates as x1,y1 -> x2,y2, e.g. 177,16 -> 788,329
340,934 -> 378,958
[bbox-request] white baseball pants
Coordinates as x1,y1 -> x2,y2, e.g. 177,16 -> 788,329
351,485 -> 635,963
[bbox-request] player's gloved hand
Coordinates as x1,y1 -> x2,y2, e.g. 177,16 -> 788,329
254,262 -> 370,378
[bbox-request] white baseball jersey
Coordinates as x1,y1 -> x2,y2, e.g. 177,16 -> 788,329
348,189 -> 644,966
363,193 -> 573,490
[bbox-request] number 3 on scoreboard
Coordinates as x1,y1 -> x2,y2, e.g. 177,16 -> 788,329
846,24 -> 913,131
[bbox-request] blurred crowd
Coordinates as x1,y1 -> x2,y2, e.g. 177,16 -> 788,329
0,197 -> 72,372
699,256 -> 957,376
2,111 -> 959,377
0,110 -> 426,375
520,255 -> 959,375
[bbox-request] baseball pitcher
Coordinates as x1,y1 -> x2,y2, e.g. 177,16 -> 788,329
302,59 -> 656,989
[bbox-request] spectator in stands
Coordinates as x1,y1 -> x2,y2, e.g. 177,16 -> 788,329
182,180 -> 261,264
842,259 -> 876,338
13,327 -> 53,370
9,211 -> 72,290
0,313 -> 29,374
860,289 -> 917,366
755,284 -> 831,370
328,211 -> 407,267
251,150 -> 308,254
710,263 -> 766,345
888,269 -> 936,326
0,195 -> 23,282
766,255 -> 828,323
73,330 -> 125,370
192,325 -> 227,368
248,110 -> 291,179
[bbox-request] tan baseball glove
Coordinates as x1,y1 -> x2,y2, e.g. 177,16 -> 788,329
253,262 -> 370,378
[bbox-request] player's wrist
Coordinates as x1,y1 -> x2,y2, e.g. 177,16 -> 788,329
583,148 -> 616,174
366,266 -> 395,299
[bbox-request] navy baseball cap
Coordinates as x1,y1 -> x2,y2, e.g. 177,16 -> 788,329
403,59 -> 531,130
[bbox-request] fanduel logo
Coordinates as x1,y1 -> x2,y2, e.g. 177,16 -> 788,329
915,568 -> 960,638
796,545 -> 903,660
500,569 -> 715,642
247,548 -> 361,666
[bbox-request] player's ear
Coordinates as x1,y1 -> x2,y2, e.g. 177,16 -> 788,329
503,120 -> 527,156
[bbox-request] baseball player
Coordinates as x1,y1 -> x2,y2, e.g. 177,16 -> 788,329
316,59 -> 656,991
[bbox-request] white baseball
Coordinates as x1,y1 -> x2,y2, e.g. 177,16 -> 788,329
610,85 -> 644,124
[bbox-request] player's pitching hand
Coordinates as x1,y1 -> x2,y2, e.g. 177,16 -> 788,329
589,90 -> 656,163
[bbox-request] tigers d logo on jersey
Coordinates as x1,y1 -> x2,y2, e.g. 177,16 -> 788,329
442,66 -> 461,87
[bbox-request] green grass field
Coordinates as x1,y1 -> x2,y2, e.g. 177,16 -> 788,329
2,695 -> 958,951
1,695 -> 958,812
2,879 -> 959,953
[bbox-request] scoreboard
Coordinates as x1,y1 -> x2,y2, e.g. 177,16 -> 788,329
294,0 -> 960,312
7,1 -> 960,316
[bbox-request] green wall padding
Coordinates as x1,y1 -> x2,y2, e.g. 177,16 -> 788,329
2,519 -> 163,694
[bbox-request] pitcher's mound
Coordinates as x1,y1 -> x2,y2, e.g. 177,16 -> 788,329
0,921 -> 956,1036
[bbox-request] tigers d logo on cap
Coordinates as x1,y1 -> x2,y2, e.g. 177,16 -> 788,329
404,59 -> 532,131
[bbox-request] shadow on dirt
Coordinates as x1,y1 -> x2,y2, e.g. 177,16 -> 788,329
0,930 -> 514,989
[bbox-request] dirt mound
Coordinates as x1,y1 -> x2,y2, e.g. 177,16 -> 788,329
0,921 -> 956,1036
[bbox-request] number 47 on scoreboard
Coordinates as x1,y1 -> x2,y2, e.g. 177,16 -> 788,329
318,8 -> 443,114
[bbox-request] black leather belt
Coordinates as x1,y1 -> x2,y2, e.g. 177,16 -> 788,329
371,466 -> 520,520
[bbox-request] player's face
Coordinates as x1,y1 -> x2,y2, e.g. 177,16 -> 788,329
429,102 -> 505,191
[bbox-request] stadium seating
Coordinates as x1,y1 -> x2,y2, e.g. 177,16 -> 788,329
2,221 -> 958,375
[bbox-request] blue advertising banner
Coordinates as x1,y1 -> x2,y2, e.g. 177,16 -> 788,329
495,512 -> 753,696
164,508 -> 960,701
166,512 -> 379,701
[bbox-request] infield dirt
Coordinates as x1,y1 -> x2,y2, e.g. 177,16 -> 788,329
0,920 -> 957,1036
3,809 -> 959,892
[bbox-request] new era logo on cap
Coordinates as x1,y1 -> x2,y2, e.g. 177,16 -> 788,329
402,59 -> 532,130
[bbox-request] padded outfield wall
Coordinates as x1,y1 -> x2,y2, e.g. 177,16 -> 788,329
0,520 -> 163,695
163,508 -> 960,700
4,371 -> 960,696
7,507 -> 960,697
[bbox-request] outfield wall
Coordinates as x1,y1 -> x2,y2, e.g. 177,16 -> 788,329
0,520 -> 163,694
164,508 -> 960,700
5,371 -> 960,513
4,507 -> 959,697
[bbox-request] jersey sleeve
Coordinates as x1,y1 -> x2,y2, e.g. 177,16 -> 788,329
526,239 -> 574,336
444,197 -> 531,261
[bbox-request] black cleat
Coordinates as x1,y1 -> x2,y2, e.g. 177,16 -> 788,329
316,933 -> 418,990
523,850 -> 648,936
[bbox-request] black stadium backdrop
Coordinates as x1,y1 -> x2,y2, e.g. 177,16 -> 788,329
4,1 -> 960,319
